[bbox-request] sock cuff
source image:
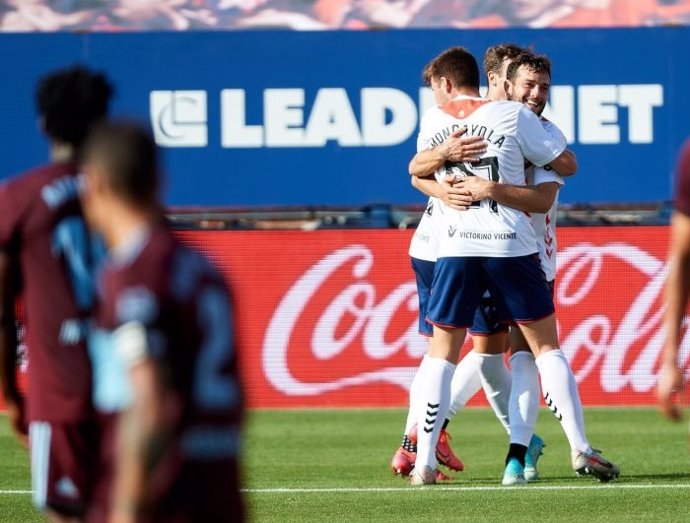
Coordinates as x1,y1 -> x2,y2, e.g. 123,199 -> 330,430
428,357 -> 456,373
475,352 -> 505,361
510,351 -> 535,364
535,348 -> 566,365
464,350 -> 484,363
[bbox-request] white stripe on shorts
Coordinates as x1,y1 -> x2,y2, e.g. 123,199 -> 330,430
29,421 -> 52,509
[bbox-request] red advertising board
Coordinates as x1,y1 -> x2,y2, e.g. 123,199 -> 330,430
176,226 -> 684,408
3,226 -> 683,410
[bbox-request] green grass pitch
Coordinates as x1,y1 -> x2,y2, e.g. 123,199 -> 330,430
1,408 -> 689,522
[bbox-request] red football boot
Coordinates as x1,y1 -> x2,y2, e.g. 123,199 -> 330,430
390,446 -> 416,476
409,424 -> 464,472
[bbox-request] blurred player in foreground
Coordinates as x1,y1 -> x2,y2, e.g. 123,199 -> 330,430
0,66 -> 112,522
658,138 -> 690,426
81,122 -> 244,522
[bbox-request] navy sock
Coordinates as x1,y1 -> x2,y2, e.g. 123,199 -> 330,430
506,443 -> 528,467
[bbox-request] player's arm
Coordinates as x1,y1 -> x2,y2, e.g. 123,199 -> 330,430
658,210 -> 690,421
111,322 -> 170,521
0,252 -> 26,445
411,175 -> 473,211
546,149 -> 577,177
519,107 -> 576,177
452,177 -> 560,214
408,130 -> 487,178
541,122 -> 577,176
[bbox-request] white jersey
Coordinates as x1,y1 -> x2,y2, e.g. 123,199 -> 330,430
426,95 -> 565,258
408,197 -> 440,261
528,119 -> 567,282
408,109 -> 453,262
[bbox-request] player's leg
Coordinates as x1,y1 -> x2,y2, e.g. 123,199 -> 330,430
447,349 -> 483,420
29,420 -> 98,523
485,255 -> 555,484
411,324 -> 464,485
410,257 -> 479,484
448,288 -> 513,429
508,328 -> 544,481
466,301 -> 511,433
498,256 -> 619,482
518,316 -> 620,481
391,257 -> 435,476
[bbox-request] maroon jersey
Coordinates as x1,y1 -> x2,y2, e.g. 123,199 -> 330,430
0,162 -> 95,422
674,138 -> 690,217
95,225 -> 243,521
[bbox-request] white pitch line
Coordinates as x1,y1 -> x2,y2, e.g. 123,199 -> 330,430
3,484 -> 689,496
243,483 -> 690,494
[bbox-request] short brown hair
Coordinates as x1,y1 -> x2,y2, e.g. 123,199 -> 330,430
506,52 -> 552,83
85,121 -> 159,206
483,43 -> 525,76
422,46 -> 479,90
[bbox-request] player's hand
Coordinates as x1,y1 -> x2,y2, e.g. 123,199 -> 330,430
442,129 -> 487,163
439,177 -> 473,210
657,361 -> 685,421
451,176 -> 493,202
5,400 -> 28,447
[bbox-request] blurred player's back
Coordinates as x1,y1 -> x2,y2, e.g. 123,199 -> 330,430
0,162 -> 97,421
0,66 -> 112,520
82,121 -> 244,522
97,227 -> 244,521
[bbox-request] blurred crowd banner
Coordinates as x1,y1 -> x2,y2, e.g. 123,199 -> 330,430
176,226 -> 683,408
1,27 -> 689,207
1,0 -> 690,31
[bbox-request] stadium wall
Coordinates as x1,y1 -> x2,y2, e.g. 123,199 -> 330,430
0,27 -> 687,207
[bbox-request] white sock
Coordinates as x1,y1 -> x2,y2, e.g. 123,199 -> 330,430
405,355 -> 431,435
476,353 -> 511,434
447,350 -> 483,418
415,357 -> 456,470
509,351 -> 540,446
535,349 -> 590,453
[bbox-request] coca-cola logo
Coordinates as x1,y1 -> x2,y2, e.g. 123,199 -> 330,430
558,242 -> 669,393
263,245 -> 425,395
264,241 -> 689,398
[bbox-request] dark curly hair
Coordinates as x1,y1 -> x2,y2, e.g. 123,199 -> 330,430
35,65 -> 114,148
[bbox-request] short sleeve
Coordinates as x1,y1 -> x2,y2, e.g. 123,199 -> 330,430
542,119 -> 568,150
516,107 -> 566,168
113,285 -> 167,364
674,139 -> 690,217
416,106 -> 438,152
533,167 -> 564,187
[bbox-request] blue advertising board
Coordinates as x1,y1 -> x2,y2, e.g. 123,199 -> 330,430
0,28 -> 686,207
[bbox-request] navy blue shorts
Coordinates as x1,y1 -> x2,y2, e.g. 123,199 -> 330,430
411,257 -> 435,337
468,290 -> 510,335
427,254 -> 555,329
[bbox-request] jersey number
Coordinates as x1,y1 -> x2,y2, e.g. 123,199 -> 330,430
194,286 -> 239,410
52,217 -> 99,311
455,156 -> 500,213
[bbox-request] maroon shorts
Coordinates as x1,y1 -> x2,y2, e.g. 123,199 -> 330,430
85,412 -> 118,523
29,419 -> 99,517
144,461 -> 245,523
